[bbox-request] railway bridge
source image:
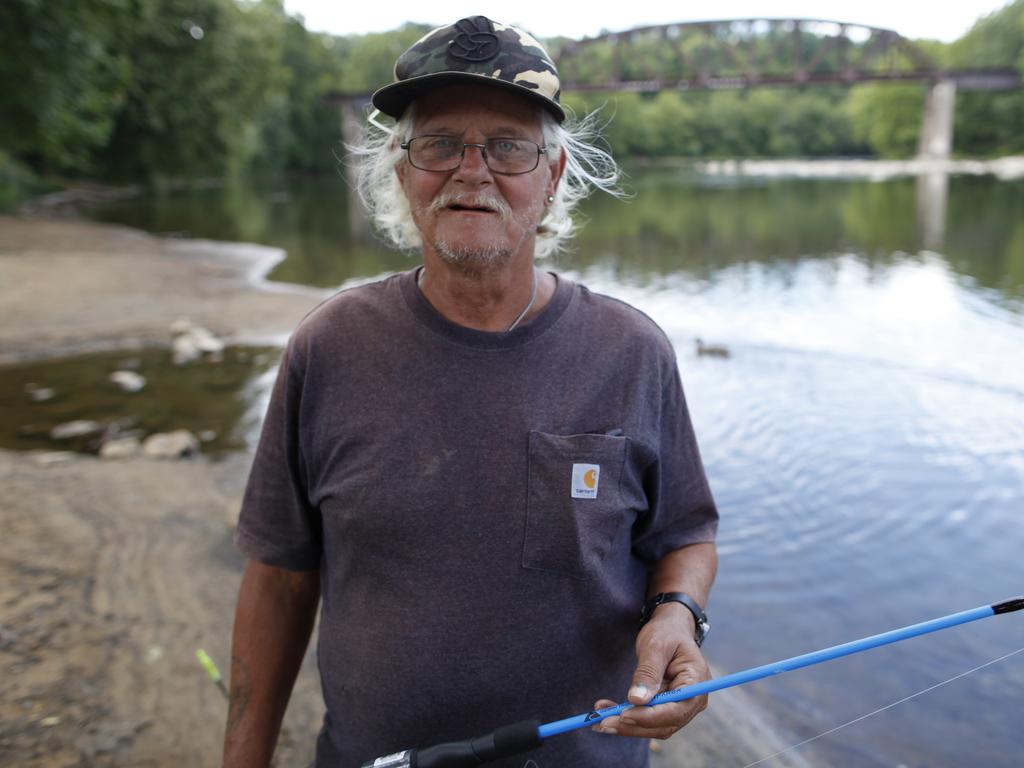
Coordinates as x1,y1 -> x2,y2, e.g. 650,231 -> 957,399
332,17 -> 1019,161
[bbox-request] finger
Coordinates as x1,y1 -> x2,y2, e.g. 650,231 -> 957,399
629,643 -> 674,705
590,699 -> 623,734
615,698 -> 707,739
618,663 -> 708,729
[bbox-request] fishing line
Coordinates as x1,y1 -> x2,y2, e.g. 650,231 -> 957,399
741,644 -> 1024,768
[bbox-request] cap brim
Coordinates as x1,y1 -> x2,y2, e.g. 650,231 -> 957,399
372,72 -> 565,123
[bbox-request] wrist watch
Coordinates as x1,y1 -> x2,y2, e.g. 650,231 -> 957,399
639,592 -> 709,647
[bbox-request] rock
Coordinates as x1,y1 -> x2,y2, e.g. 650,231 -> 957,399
39,716 -> 60,727
25,383 -> 56,402
109,370 -> 146,392
100,437 -> 141,459
171,334 -> 201,365
191,326 -> 225,355
50,420 -> 103,440
142,430 -> 199,459
170,318 -> 224,364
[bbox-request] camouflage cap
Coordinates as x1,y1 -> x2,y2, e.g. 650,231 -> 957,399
372,15 -> 565,123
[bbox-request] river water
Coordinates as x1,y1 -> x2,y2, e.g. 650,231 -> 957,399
84,168 -> 1024,766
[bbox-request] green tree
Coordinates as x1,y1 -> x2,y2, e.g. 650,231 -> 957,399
336,25 -> 431,92
846,83 -> 925,157
949,0 -> 1024,156
0,0 -> 131,173
102,0 -> 288,182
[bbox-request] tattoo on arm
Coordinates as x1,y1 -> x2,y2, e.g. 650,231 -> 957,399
226,654 -> 252,733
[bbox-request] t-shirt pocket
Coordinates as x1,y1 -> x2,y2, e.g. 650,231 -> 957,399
522,430 -> 628,579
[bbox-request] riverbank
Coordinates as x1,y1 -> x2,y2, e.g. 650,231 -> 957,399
0,215 -> 816,767
0,215 -> 326,365
695,154 -> 1024,181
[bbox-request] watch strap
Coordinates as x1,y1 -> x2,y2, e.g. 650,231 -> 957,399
640,592 -> 709,646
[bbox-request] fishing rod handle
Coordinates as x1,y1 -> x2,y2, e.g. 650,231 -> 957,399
360,719 -> 541,768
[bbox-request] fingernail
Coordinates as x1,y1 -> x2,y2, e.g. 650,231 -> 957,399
629,683 -> 649,700
620,717 -> 636,726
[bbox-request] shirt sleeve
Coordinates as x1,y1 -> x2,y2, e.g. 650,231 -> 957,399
234,336 -> 323,570
631,346 -> 718,565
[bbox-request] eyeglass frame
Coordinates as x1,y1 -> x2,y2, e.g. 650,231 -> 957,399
399,134 -> 549,175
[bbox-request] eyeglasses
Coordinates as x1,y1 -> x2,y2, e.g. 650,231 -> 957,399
400,135 -> 547,175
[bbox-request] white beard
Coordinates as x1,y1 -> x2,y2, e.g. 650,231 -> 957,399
434,240 -> 512,268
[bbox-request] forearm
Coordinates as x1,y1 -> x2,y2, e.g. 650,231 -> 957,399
223,560 -> 321,768
594,542 -> 718,737
646,542 -> 717,631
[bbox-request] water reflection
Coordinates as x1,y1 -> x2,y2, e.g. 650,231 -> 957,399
564,170 -> 1023,311
83,170 -> 1024,310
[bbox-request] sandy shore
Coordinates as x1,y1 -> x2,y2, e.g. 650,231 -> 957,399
0,215 -> 326,365
0,215 -> 814,767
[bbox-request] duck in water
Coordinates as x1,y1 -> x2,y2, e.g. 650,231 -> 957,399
696,338 -> 731,358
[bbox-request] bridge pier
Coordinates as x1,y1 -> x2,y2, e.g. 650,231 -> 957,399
918,79 -> 956,160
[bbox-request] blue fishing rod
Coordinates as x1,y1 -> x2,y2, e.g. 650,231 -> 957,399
360,597 -> 1023,768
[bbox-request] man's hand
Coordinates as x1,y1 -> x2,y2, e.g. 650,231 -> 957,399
591,602 -> 711,739
589,541 -> 717,740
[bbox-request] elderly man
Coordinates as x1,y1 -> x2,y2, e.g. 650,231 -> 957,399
225,15 -> 717,768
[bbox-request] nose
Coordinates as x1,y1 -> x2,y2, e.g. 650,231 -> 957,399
452,143 -> 492,184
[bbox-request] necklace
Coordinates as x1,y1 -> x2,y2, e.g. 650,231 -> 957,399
417,267 -> 539,332
506,268 -> 539,331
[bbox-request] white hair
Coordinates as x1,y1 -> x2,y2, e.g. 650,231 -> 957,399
349,103 -> 624,259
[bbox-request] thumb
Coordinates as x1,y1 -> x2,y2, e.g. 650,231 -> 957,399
628,642 -> 671,705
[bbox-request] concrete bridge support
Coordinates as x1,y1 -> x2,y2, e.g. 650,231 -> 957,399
918,79 -> 957,160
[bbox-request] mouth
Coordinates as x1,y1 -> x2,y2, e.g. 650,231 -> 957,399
446,202 -> 497,213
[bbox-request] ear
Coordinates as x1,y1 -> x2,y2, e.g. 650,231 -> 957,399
547,147 -> 567,199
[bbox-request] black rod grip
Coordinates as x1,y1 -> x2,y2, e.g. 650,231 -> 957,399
993,597 -> 1024,614
373,719 -> 542,768
491,719 -> 543,757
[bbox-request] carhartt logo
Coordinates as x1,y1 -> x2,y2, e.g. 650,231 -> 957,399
571,463 -> 600,499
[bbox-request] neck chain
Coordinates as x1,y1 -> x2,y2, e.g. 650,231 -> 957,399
417,267 -> 539,332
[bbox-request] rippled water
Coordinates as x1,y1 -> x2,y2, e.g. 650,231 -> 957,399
82,169 -> 1024,766
580,256 -> 1024,766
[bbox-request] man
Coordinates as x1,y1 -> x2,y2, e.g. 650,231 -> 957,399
225,15 -> 717,768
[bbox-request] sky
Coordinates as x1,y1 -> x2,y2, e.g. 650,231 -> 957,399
282,0 -> 1010,43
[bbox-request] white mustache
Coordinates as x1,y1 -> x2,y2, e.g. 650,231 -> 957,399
429,191 -> 512,220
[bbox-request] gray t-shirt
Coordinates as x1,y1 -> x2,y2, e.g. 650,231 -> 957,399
236,268 -> 718,768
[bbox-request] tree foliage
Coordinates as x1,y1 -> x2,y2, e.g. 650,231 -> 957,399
949,0 -> 1024,156
0,0 -> 131,173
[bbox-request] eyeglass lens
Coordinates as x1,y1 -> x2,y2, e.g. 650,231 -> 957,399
407,136 -> 542,174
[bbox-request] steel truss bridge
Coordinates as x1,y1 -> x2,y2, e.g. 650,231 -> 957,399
553,18 -> 1017,95
331,17 -> 1020,168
